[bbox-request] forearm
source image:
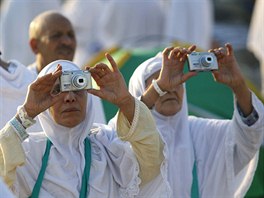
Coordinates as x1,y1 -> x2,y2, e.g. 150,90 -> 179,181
232,80 -> 252,116
116,99 -> 164,186
116,94 -> 135,124
141,84 -> 160,109
0,119 -> 26,187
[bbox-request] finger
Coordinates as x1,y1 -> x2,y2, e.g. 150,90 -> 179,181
187,45 -> 196,53
87,89 -> 104,99
177,48 -> 188,61
168,47 -> 180,59
163,47 -> 174,60
211,70 -> 220,82
84,66 -> 91,71
91,64 -> 107,77
105,53 -> 118,72
181,72 -> 197,82
225,43 -> 233,56
95,63 -> 112,73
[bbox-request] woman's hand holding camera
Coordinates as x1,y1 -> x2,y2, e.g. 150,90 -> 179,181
23,65 -> 63,119
157,45 -> 197,92
210,43 -> 252,115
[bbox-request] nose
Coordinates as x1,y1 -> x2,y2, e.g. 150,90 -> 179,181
64,91 -> 76,103
61,34 -> 75,45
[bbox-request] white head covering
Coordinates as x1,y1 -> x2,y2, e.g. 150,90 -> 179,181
129,53 -> 195,196
38,60 -> 95,149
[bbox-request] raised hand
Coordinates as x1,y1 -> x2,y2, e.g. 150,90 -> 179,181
87,53 -> 135,122
210,43 -> 252,115
209,43 -> 245,90
87,53 -> 133,107
157,45 -> 197,92
23,65 -> 63,118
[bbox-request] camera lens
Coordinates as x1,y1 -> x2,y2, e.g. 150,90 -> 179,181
201,55 -> 213,67
72,74 -> 87,89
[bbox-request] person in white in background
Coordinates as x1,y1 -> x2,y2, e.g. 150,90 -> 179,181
62,0 -> 105,66
0,0 -> 61,65
97,0 -> 165,49
0,53 -> 42,132
117,43 -> 263,197
247,0 -> 264,98
162,0 -> 214,50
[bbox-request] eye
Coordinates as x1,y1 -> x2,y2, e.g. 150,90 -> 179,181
49,33 -> 62,40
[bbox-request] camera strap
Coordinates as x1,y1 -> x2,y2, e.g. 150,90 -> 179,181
29,137 -> 91,198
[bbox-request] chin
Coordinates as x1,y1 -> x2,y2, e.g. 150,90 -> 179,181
157,105 -> 182,116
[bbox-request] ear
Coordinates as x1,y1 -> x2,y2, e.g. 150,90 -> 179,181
29,39 -> 39,54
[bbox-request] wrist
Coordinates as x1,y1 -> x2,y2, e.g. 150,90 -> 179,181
152,79 -> 167,97
231,80 -> 249,96
17,105 -> 36,128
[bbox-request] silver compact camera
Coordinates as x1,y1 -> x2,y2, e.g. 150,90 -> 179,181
187,52 -> 218,72
60,70 -> 92,92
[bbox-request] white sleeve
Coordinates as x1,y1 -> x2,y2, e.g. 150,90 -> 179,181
189,92 -> 264,197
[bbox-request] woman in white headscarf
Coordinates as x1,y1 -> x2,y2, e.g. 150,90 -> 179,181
0,54 -> 163,197
127,44 -> 264,197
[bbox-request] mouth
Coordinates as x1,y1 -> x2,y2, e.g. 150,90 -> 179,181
58,47 -> 74,56
62,108 -> 80,113
163,98 -> 178,102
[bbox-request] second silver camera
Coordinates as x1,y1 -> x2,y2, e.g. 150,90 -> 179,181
60,70 -> 92,92
187,52 -> 218,72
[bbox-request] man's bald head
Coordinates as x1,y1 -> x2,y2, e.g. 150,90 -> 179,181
29,11 -> 71,40
29,11 -> 76,73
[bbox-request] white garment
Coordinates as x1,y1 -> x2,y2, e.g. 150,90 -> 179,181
128,53 -> 264,197
0,177 -> 15,198
97,0 -> 165,49
62,0 -> 105,66
0,60 -> 42,132
12,60 -> 141,197
0,0 -> 61,65
27,62 -> 38,76
247,0 -> 264,96
162,0 -> 213,50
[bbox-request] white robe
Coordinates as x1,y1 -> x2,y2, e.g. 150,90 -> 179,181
247,0 -> 264,96
162,0 -> 213,50
0,60 -> 42,132
62,0 -> 105,66
0,0 -> 61,65
97,0 -> 165,49
128,53 -> 264,198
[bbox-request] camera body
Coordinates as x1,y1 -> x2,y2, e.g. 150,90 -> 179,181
187,52 -> 218,72
60,70 -> 92,92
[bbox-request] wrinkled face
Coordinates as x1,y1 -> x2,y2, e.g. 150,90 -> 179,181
49,90 -> 87,128
145,71 -> 184,116
37,17 -> 76,68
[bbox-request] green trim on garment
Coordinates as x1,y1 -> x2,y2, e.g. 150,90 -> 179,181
191,162 -> 199,198
29,139 -> 52,198
29,138 -> 91,198
80,138 -> 92,198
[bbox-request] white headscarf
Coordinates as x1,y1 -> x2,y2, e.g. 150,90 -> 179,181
129,53 -> 194,197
